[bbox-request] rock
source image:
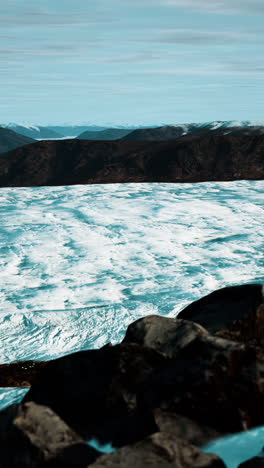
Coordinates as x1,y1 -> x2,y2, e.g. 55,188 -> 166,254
238,457 -> 264,468
154,409 -> 222,447
122,315 -> 209,358
0,360 -> 47,387
216,304 -> 264,349
24,330 -> 264,446
0,402 -> 99,467
138,332 -> 264,433
24,343 -> 165,446
44,444 -> 100,467
177,284 -> 264,335
121,313 -> 264,436
89,432 -> 226,468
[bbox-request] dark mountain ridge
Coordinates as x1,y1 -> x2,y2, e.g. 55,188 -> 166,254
0,127 -> 35,155
1,124 -> 63,139
123,122 -> 264,141
0,131 -> 263,187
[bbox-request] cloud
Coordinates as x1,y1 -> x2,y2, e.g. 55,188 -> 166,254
152,0 -> 264,14
0,1 -> 117,28
149,28 -> 260,45
102,53 -> 161,64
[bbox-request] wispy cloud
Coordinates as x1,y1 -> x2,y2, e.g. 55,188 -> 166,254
151,0 -> 264,14
0,1 -> 116,28
154,28 -> 258,44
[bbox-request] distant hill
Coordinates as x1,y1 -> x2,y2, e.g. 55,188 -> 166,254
0,130 -> 263,186
1,124 -> 63,139
77,128 -> 133,140
48,125 -> 107,137
0,127 -> 35,154
123,121 -> 264,141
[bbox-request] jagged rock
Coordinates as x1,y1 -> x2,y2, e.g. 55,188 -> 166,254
24,332 -> 264,445
122,315 -> 209,358
154,409 -> 222,447
0,360 -> 46,387
138,332 -> 264,433
24,343 -> 165,446
238,457 -> 264,468
0,402 -> 99,467
216,304 -> 264,349
121,313 -> 264,435
177,284 -> 264,336
89,432 -> 226,468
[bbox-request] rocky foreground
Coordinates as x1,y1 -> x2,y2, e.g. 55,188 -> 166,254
0,283 -> 263,467
0,132 -> 263,187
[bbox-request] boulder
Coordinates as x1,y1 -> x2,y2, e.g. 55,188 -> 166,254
0,402 -> 99,467
138,332 -> 264,433
238,457 -> 264,468
216,304 -> 264,349
24,343 -> 165,446
154,409 -> 222,447
122,315 -> 209,358
89,432 -> 226,468
177,284 -> 263,335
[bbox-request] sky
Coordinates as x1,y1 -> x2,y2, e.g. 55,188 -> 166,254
1,0 -> 264,125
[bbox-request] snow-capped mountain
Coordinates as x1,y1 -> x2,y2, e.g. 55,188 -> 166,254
123,120 -> 264,141
1,123 -> 63,139
2,120 -> 264,141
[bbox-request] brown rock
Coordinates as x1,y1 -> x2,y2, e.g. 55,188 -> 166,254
24,343 -> 164,446
122,315 -> 209,358
89,432 -> 226,468
0,360 -> 46,387
154,409 -> 222,447
216,304 -> 264,349
0,402 -> 99,467
139,332 -> 264,433
177,284 -> 264,336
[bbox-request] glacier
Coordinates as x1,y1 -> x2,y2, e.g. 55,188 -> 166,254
0,181 -> 263,364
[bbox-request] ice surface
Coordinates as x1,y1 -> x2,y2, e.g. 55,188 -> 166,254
0,181 -> 263,363
86,428 -> 264,461
0,387 -> 29,410
203,426 -> 264,468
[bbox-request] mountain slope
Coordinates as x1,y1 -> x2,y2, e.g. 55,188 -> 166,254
0,127 -> 35,154
77,128 -> 133,140
123,121 -> 264,141
49,125 -> 106,137
0,132 -> 263,186
1,124 -> 63,139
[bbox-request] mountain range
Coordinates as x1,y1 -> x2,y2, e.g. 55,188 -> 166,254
2,120 -> 264,142
0,127 -> 35,154
77,128 -> 133,140
0,123 -> 107,139
122,121 -> 264,141
0,131 -> 263,186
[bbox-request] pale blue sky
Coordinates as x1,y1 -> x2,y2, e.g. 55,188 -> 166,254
1,0 -> 263,125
